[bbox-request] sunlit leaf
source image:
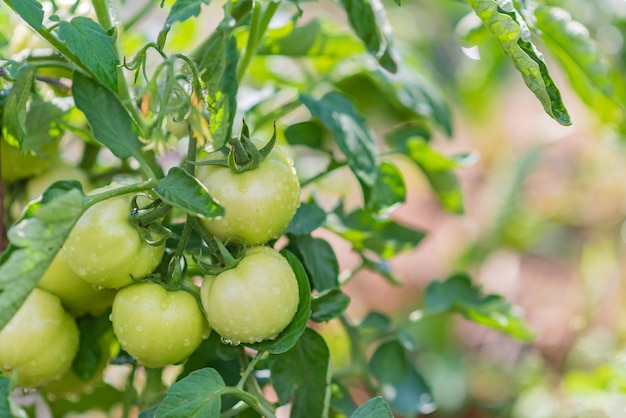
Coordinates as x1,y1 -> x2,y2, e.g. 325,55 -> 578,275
156,368 -> 224,417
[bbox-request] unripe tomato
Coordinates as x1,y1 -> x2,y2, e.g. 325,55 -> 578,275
111,282 -> 208,368
26,162 -> 91,202
201,246 -> 299,345
62,185 -> 165,289
0,289 -> 79,387
1,138 -> 56,182
39,252 -> 117,317
195,146 -> 301,245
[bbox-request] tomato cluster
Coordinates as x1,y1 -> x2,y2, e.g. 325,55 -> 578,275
0,135 -> 302,386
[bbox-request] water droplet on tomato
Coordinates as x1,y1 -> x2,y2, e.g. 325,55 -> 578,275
136,325 -> 143,332
272,287 -> 281,295
243,327 -> 250,334
183,338 -> 191,347
244,315 -> 251,322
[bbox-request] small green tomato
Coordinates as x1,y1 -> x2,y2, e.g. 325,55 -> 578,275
0,289 -> 79,387
201,246 -> 299,345
111,282 -> 208,368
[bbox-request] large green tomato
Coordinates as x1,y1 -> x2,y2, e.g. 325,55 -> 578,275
0,288 -> 79,387
195,146 -> 301,245
111,282 -> 208,368
62,185 -> 165,289
39,252 -> 117,316
201,246 -> 299,345
26,162 -> 91,201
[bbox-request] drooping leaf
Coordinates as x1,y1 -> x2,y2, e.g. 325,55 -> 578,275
155,368 -> 224,418
534,6 -> 622,122
350,397 -> 394,418
467,0 -> 571,125
337,0 -> 398,72
300,92 -> 378,189
366,160 -> 406,217
246,251 -> 311,354
2,64 -> 36,146
311,288 -> 351,322
0,186 -> 85,330
287,235 -> 339,291
200,34 -> 239,151
72,72 -> 142,159
284,120 -> 325,148
285,202 -> 327,236
154,167 -> 224,219
327,208 -> 425,260
268,328 -> 331,418
59,17 -> 119,92
369,339 -> 435,416
423,274 -> 534,341
23,99 -> 65,155
4,0 -> 43,30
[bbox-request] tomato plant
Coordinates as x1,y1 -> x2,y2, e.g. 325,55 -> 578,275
201,246 -> 300,345
0,0 -> 622,416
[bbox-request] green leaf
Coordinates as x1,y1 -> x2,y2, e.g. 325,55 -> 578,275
2,64 -> 36,146
23,99 -> 65,155
59,17 -> 119,92
0,187 -> 85,330
386,130 -> 464,214
72,313 -> 111,381
311,288 -> 351,322
287,235 -> 339,291
369,339 -> 434,416
246,250 -> 311,354
366,160 -> 406,217
156,368 -> 224,418
72,72 -> 142,159
285,202 -> 327,235
423,274 -> 534,341
467,0 -> 571,125
337,0 -> 398,73
154,167 -> 224,219
360,311 -> 392,333
350,397 -> 393,418
327,208 -> 425,260
534,6 -> 622,122
0,377 -> 10,418
300,92 -> 378,189
284,121 -> 325,148
268,328 -> 331,418
333,57 -> 453,136
5,0 -> 43,30
257,18 -> 365,59
201,33 -> 239,151
165,0 -> 210,26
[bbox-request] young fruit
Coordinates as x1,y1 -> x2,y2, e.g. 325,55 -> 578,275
38,252 -> 117,317
201,246 -> 299,345
0,289 -> 80,387
62,185 -> 165,289
111,282 -> 208,368
26,162 -> 92,201
1,138 -> 56,182
195,146 -> 301,245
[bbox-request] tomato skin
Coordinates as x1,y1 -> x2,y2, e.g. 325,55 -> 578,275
0,288 -> 79,387
26,163 -> 91,201
111,282 -> 208,368
201,246 -> 299,345
39,252 -> 117,317
62,185 -> 165,289
196,146 -> 301,245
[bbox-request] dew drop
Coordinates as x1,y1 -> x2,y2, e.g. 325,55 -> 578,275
244,315 -> 251,322
140,343 -> 146,350
183,338 -> 191,347
220,336 -> 232,345
160,301 -> 169,310
272,287 -> 281,295
136,325 -> 143,332
243,327 -> 250,334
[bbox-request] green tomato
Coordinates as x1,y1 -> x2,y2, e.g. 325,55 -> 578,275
201,246 -> 299,345
196,146 -> 301,245
62,185 -> 165,289
39,252 -> 117,317
1,138 -> 55,182
0,288 -> 79,387
26,162 -> 91,202
111,282 -> 207,368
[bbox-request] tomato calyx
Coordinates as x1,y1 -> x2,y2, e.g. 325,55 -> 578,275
128,193 -> 173,246
196,120 -> 277,173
